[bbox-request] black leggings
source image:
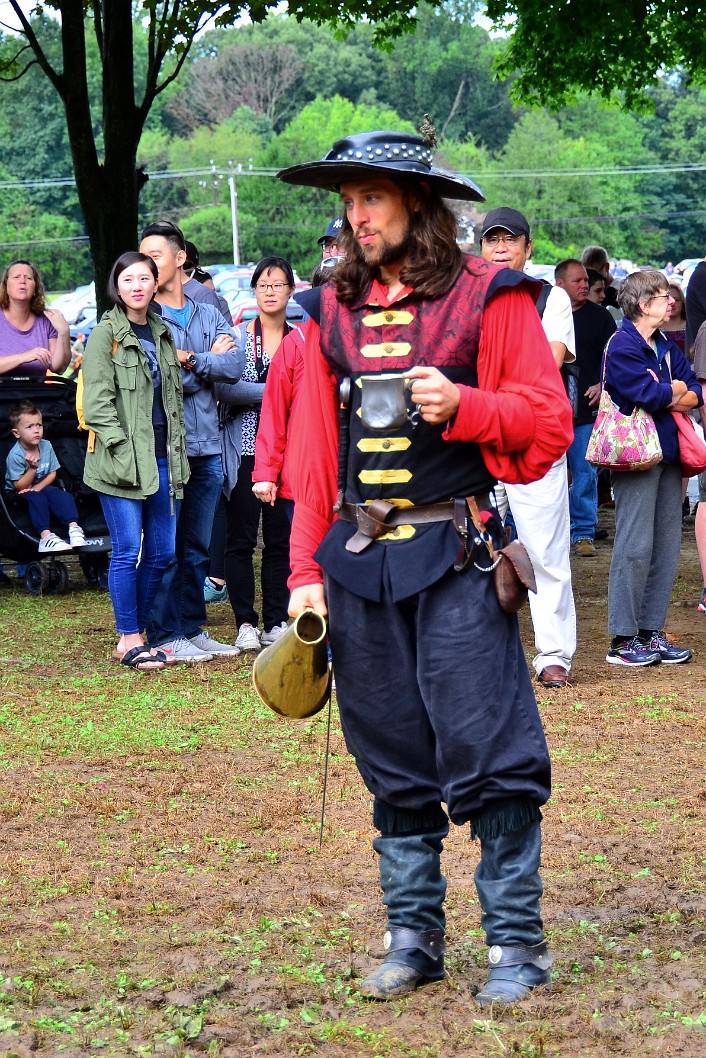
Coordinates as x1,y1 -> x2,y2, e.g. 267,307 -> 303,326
224,455 -> 291,629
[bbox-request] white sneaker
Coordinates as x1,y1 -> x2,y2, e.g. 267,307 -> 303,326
261,621 -> 289,646
234,623 -> 261,654
38,533 -> 71,553
156,636 -> 213,663
188,631 -> 239,657
68,525 -> 87,547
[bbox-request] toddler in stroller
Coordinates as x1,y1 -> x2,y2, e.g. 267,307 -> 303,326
0,376 -> 111,593
5,398 -> 87,553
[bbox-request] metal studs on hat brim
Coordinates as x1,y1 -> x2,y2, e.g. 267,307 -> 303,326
278,130 -> 485,203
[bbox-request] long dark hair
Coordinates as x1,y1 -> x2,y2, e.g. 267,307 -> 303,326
332,181 -> 465,303
105,252 -> 158,309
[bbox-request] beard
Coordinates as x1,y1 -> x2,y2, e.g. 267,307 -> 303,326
357,225 -> 413,269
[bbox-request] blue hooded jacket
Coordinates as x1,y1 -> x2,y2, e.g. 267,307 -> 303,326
603,317 -> 702,466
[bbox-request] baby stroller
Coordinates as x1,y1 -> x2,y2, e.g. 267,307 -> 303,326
0,375 -> 111,594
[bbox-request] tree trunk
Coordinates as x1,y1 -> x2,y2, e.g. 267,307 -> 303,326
59,0 -> 145,313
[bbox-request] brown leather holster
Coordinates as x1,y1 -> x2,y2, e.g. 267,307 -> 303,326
339,500 -> 457,554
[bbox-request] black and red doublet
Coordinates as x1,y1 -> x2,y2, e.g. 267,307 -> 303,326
289,257 -> 572,827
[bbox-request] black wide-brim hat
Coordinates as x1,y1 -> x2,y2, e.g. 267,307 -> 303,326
278,130 -> 485,203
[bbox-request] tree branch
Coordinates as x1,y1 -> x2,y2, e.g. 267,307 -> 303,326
7,0 -> 63,96
0,58 -> 39,83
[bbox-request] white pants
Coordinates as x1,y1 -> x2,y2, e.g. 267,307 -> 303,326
496,455 -> 576,674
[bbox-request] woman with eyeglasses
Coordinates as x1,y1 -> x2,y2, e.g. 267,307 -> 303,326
661,280 -> 687,354
603,270 -> 701,667
215,256 -> 296,655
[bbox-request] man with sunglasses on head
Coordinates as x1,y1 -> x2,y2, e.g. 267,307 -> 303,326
480,207 -> 576,689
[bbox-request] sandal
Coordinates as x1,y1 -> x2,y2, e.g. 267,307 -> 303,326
113,646 -> 170,664
120,645 -> 165,671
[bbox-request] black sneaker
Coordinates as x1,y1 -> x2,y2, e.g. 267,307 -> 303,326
640,630 -> 692,665
606,636 -> 661,667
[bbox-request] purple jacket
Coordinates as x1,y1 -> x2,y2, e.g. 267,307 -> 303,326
604,317 -> 702,466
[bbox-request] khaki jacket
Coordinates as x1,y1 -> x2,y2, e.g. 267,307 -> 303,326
82,305 -> 189,499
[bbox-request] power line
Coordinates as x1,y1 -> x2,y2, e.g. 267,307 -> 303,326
5,159 -> 706,194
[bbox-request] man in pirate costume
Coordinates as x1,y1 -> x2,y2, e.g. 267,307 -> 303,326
279,128 -> 573,1004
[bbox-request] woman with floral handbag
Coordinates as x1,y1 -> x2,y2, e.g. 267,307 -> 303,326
602,270 -> 702,666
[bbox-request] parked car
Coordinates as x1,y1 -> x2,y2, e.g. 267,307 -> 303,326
524,263 -> 555,283
51,283 -> 96,324
69,307 -> 97,342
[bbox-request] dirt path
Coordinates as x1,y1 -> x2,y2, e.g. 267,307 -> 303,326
0,505 -> 705,1057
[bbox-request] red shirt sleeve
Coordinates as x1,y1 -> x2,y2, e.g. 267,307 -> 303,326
287,321 -> 340,589
443,285 -> 574,483
253,329 -> 298,496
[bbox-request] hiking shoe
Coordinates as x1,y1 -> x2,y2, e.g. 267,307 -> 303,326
203,577 -> 229,604
68,525 -> 87,547
234,623 -> 261,654
188,631 -> 239,657
156,636 -> 213,663
640,630 -> 692,665
38,533 -> 71,553
698,588 -> 706,613
606,636 -> 660,667
261,621 -> 289,646
573,538 -> 596,558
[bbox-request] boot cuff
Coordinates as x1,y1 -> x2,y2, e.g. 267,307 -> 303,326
470,798 -> 542,841
373,799 -> 448,834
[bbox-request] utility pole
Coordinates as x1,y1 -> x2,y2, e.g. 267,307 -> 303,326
228,161 -> 240,265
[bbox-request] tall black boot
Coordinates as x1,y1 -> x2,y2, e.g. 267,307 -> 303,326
473,813 -> 553,1005
359,803 -> 448,1000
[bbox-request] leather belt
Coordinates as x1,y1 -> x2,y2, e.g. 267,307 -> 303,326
339,495 -> 491,554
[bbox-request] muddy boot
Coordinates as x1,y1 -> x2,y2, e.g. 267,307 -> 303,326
473,813 -> 553,1006
359,805 -> 448,1000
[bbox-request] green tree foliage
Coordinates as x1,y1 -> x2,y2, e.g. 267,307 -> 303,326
481,103 -> 661,263
0,0 -> 436,308
486,0 -> 706,108
189,5 -> 516,149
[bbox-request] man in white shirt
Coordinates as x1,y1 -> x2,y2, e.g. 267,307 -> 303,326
481,207 -> 577,688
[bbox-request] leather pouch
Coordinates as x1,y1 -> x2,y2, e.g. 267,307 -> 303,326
493,540 -> 537,614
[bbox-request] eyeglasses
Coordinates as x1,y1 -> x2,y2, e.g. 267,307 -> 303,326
255,281 -> 289,293
482,232 -> 523,247
649,293 -> 674,301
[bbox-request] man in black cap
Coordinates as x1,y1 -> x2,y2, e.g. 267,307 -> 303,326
480,207 -> 576,689
183,239 -> 231,323
318,217 -> 344,258
279,130 -> 572,1004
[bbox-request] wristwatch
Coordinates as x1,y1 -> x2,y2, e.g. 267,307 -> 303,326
184,352 -> 197,370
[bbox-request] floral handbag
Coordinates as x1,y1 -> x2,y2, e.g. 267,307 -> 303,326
586,344 -> 662,471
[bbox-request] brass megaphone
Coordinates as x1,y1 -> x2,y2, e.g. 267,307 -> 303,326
252,610 -> 331,719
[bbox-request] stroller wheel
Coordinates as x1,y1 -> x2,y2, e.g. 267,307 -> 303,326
25,561 -> 50,595
47,561 -> 70,595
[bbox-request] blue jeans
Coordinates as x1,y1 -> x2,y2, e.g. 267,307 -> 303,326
567,422 -> 598,543
147,453 -> 224,645
99,459 -> 177,635
23,485 -> 79,535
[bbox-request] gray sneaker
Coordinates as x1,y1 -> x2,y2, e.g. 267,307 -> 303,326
261,621 -> 289,646
234,622 -> 261,654
188,631 -> 239,657
156,636 -> 213,663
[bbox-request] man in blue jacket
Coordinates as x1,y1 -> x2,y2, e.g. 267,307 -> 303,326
141,221 -> 245,662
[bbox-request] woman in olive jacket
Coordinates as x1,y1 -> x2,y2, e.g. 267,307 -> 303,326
82,252 -> 190,670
